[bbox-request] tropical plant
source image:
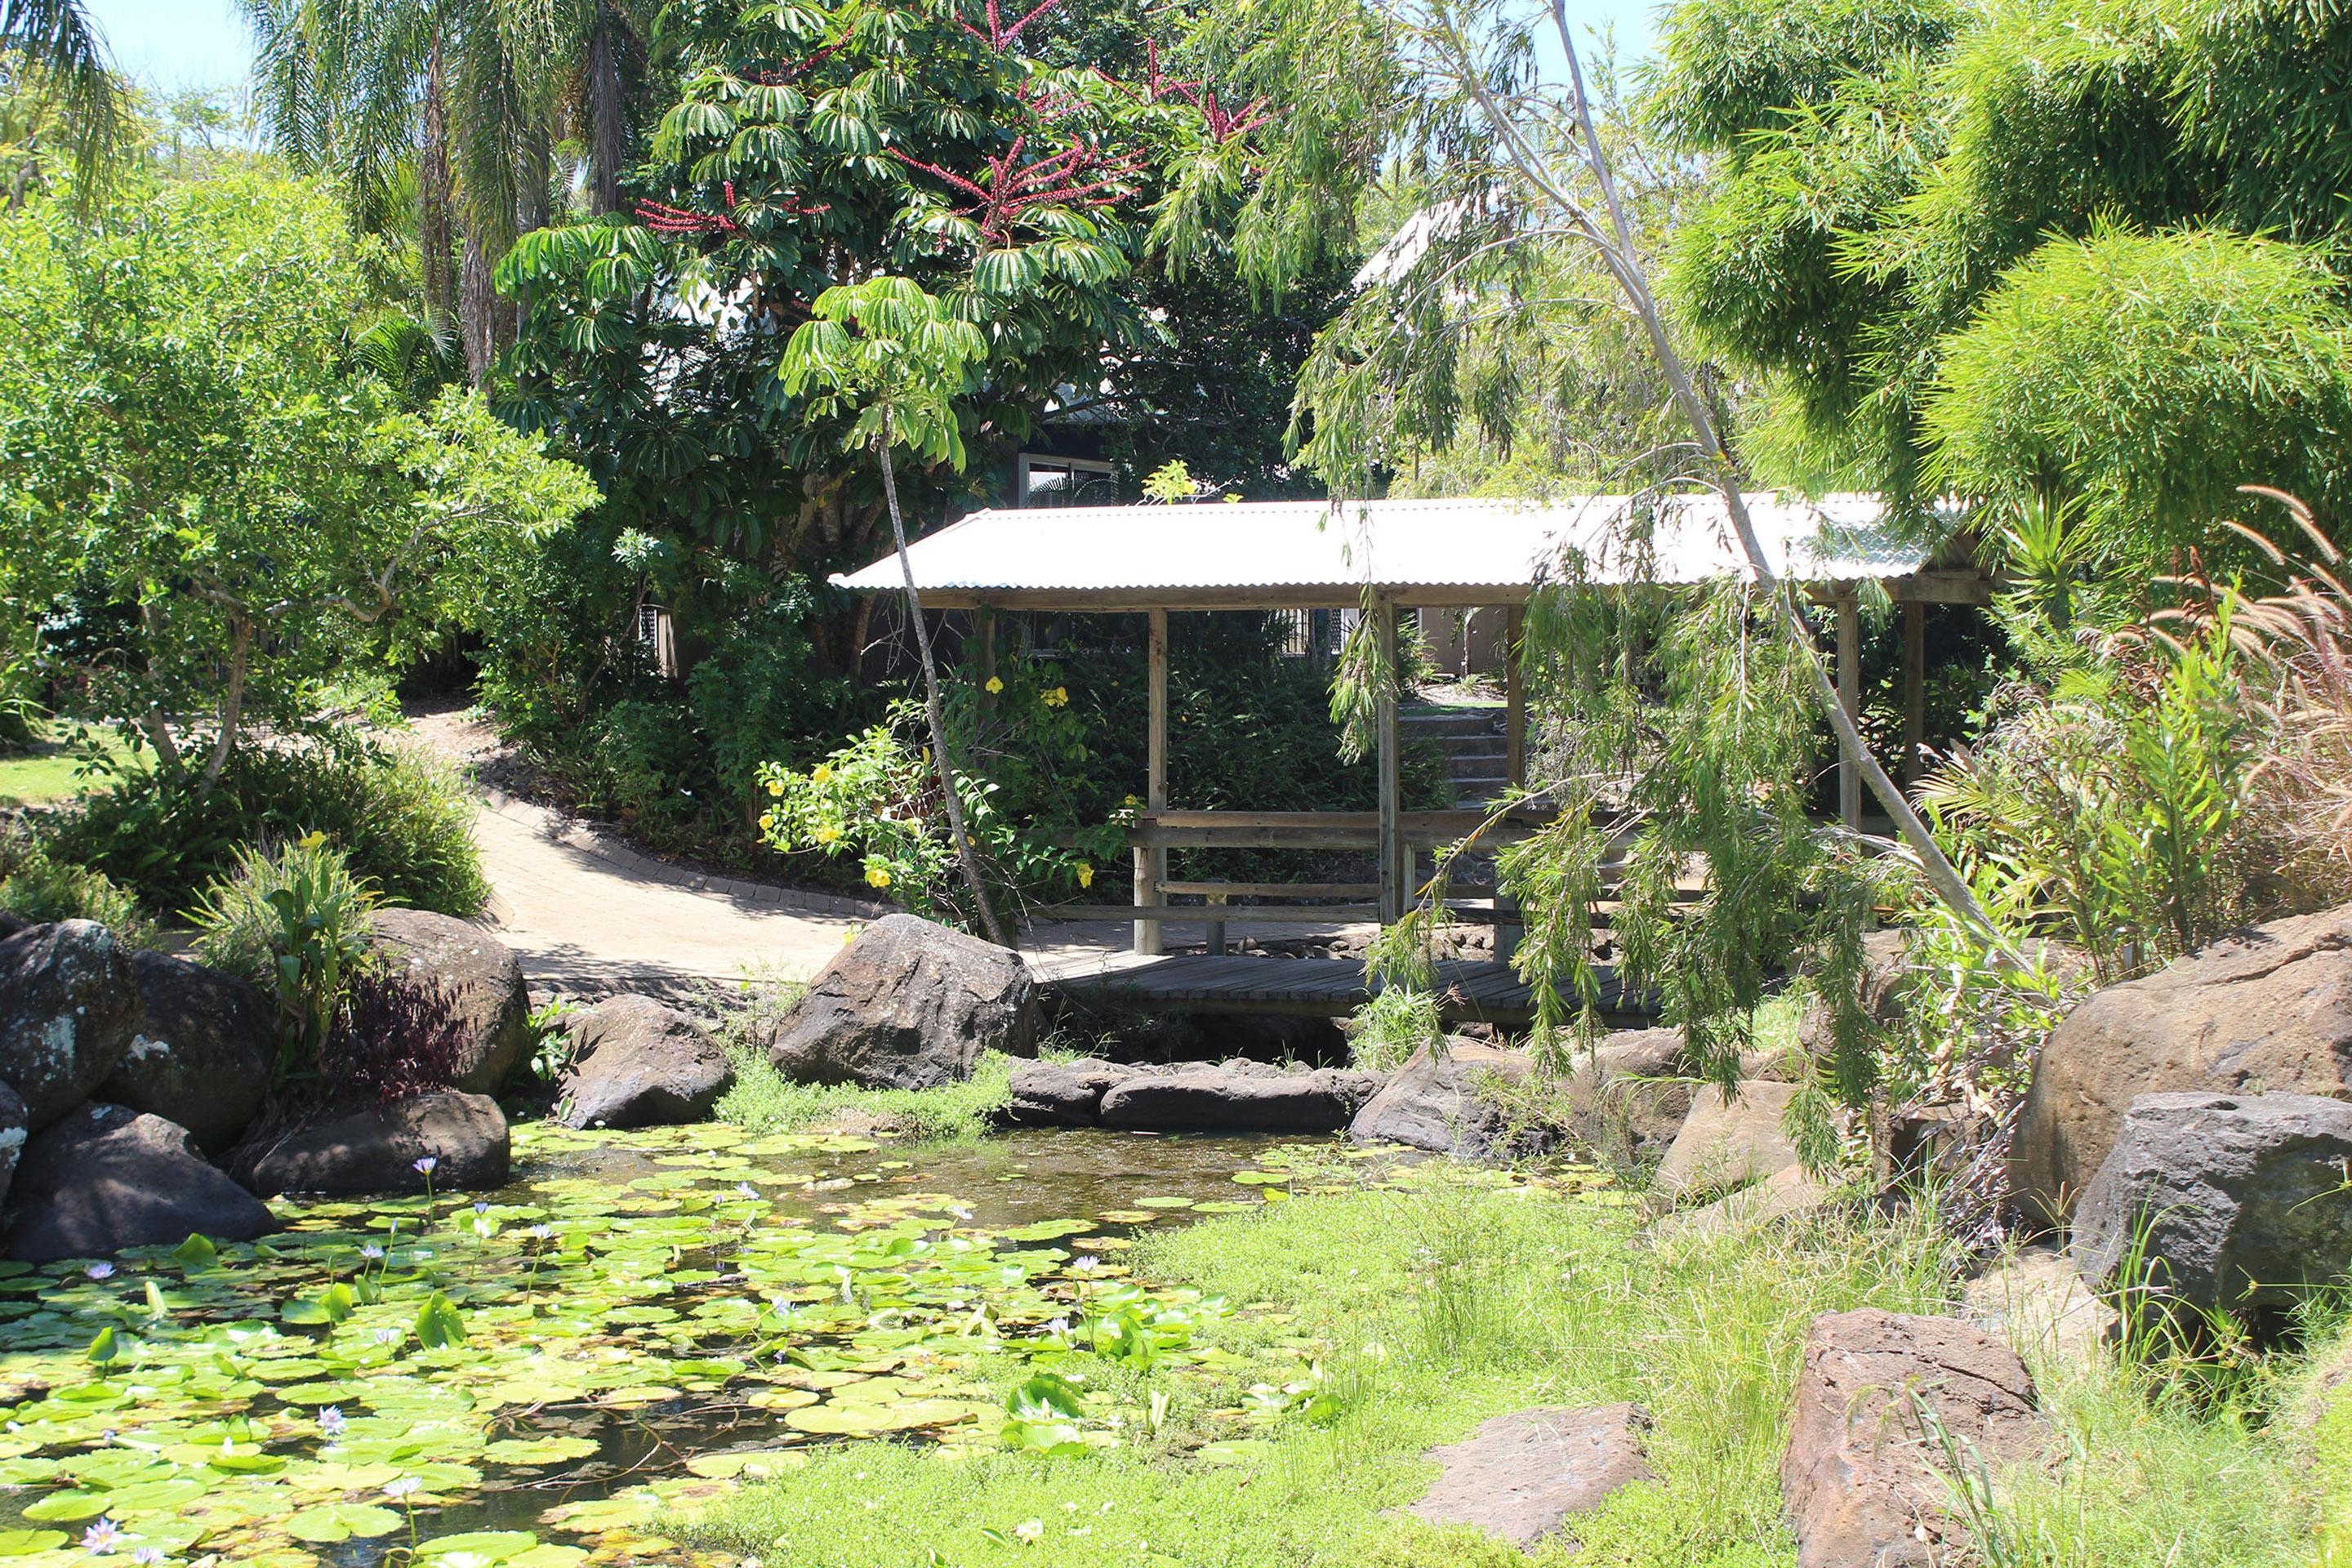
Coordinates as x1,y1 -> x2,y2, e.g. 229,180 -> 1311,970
191,835 -> 381,1089
0,2 -> 124,199
319,969 -> 470,1102
0,820 -> 143,938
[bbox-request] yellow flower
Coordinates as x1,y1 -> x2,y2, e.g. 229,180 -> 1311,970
765,778 -> 785,796
1076,862 -> 1094,889
865,864 -> 893,889
1042,685 -> 1070,708
297,831 -> 326,850
759,811 -> 777,833
985,675 -> 1004,694
813,825 -> 842,846
812,764 -> 834,785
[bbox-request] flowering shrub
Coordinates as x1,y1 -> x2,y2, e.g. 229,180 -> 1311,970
755,661 -> 1133,923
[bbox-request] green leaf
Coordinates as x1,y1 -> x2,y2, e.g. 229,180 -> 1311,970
87,1325 -> 119,1364
287,1502 -> 403,1543
415,1292 -> 467,1348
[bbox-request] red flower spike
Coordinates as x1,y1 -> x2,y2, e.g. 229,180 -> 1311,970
889,134 -> 1141,243
959,0 -> 1068,52
749,41 -> 842,83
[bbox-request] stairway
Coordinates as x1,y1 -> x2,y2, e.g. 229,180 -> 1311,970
1402,704 -> 1512,809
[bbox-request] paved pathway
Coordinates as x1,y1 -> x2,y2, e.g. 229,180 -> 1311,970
400,701 -> 1369,1004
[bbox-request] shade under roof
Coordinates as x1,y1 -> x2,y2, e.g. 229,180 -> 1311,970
831,493 -> 1945,610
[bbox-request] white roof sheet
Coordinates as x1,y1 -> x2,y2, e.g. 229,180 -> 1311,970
831,493 -> 1935,600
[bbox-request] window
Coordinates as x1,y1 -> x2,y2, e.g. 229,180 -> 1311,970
1017,452 -> 1118,507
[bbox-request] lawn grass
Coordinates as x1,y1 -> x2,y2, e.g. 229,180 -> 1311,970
678,1152 -> 2350,1568
679,1163 -> 1952,1566
0,727 -> 138,808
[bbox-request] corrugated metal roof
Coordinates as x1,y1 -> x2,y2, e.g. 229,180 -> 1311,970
831,493 -> 1938,603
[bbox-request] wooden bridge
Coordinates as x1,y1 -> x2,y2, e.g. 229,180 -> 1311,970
1030,948 -> 1653,1027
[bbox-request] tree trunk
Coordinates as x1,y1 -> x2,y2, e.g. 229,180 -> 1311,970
461,229 -> 496,384
586,7 -> 627,216
199,616 -> 255,790
875,425 -> 1011,947
419,37 -> 459,335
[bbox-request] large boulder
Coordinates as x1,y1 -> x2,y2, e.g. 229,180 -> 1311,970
1650,1080 -> 1800,1205
1407,1404 -> 1655,1549
98,951 -> 273,1152
6,1103 -> 278,1263
1098,1062 -> 1382,1134
2070,1092 -> 2352,1326
228,1089 -> 510,1197
0,920 -> 140,1129
2012,903 -> 2352,1223
762,914 -> 1036,1089
1005,1058 -> 1138,1127
1557,1028 -> 1699,1165
559,995 -> 734,1129
1350,1040 -> 1534,1158
363,910 -> 531,1094
1782,1309 -> 2042,1568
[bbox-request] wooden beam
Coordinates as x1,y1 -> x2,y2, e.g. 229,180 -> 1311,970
1837,590 -> 1862,829
1374,597 -> 1403,924
1903,599 -> 1925,785
1503,604 -> 1526,791
1135,608 -> 1170,955
975,608 -> 997,719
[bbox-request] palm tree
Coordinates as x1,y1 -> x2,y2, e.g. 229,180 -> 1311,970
0,0 -> 127,202
243,0 -> 653,383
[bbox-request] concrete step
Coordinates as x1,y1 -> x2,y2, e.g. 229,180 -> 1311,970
1401,710 -> 1503,738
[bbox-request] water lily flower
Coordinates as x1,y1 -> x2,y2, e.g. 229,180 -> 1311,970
473,1200 -> 490,1214
1071,1255 -> 1101,1274
528,1223 -> 554,1241
736,1182 -> 760,1199
361,1243 -> 385,1261
412,1157 -> 438,1175
1014,1519 -> 1044,1543
373,1328 -> 400,1346
132,1550 -> 165,1566
81,1518 -> 122,1554
85,1263 -> 115,1281
383,1476 -> 421,1500
318,1407 -> 345,1438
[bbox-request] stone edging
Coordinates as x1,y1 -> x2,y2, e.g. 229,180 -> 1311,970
482,788 -> 895,921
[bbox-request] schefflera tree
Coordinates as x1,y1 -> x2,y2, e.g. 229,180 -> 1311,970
497,0 -> 1272,653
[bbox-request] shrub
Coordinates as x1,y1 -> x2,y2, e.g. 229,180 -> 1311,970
190,836 -> 379,1088
51,730 -> 488,916
318,970 -> 467,1103
0,823 -> 147,941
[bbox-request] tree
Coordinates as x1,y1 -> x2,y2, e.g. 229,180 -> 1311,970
1657,0 -> 2352,565
0,171 -> 597,780
243,0 -> 662,381
0,1 -> 124,199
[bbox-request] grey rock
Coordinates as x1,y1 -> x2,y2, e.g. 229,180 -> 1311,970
98,951 -> 273,1152
763,914 -> 1036,1089
1782,1308 -> 2042,1568
1962,1244 -> 2118,1368
1654,1164 -> 1835,1242
2011,903 -> 2352,1223
1098,1065 -> 1380,1134
1651,1080 -> 1800,1205
2070,1091 -> 2352,1324
1350,1040 -> 1533,1158
0,1081 -> 25,1205
1556,1028 -> 1699,1165
0,920 -> 140,1129
1407,1404 -> 1655,1549
1005,1058 -> 1136,1126
559,995 -> 734,1129
228,1089 -> 510,1197
364,910 -> 532,1094
6,1103 -> 278,1263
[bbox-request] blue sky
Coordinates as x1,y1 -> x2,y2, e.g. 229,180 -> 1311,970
85,0 -> 1657,95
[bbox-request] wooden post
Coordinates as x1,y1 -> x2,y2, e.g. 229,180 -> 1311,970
1134,608 -> 1169,955
1499,603 -> 1526,964
1837,590 -> 1862,829
1902,599 -> 1925,786
976,607 -> 997,719
1374,597 -> 1403,924
1205,891 -> 1227,956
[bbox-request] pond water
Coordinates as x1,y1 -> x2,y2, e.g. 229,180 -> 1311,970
0,1124 -> 1340,1566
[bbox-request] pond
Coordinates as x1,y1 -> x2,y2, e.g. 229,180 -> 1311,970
0,1124 -> 1343,1566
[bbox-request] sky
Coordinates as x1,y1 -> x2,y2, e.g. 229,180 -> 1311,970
83,0 -> 1658,96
